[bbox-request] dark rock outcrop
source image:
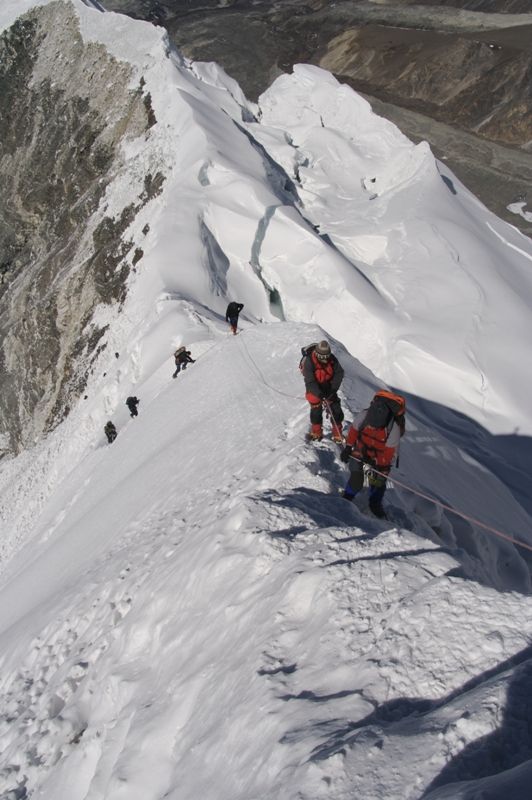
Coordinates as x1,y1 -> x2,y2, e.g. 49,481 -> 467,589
318,24 -> 532,150
0,1 -> 162,454
414,0 -> 532,12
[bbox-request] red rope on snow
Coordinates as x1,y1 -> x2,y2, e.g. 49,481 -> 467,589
324,398 -> 532,553
239,343 -> 532,554
356,458 -> 532,553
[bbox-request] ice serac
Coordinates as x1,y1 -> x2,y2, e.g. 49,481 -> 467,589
0,0 -> 163,454
254,64 -> 532,435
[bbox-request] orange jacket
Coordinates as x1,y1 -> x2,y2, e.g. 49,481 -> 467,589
345,409 -> 402,469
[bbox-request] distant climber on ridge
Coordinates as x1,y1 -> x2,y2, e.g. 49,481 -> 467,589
300,340 -> 344,442
126,396 -> 139,417
225,301 -> 244,335
340,390 -> 406,518
173,346 -> 195,378
104,420 -> 117,444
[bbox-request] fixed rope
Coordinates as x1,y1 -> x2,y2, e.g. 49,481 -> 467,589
351,456 -> 532,553
324,397 -> 532,553
238,337 -> 532,553
323,398 -> 346,444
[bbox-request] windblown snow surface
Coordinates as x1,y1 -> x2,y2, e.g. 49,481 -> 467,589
1,2 -> 532,799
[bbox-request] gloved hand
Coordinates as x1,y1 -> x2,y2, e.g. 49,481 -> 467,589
340,445 -> 352,463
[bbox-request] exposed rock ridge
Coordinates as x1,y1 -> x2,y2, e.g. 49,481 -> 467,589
319,25 -> 532,150
0,1 -> 162,455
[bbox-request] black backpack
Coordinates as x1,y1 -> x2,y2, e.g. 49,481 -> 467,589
363,390 -> 406,436
299,343 -> 318,372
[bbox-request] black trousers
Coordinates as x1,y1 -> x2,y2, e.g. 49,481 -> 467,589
310,395 -> 344,426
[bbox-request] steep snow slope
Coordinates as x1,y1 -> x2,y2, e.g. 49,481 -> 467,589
0,2 -> 532,799
1,322 -> 532,800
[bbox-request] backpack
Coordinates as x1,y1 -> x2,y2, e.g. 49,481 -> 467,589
299,343 -> 318,372
363,390 -> 406,436
174,346 -> 186,359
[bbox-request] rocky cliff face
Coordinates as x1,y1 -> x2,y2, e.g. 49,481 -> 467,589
0,1 -> 161,455
318,24 -> 532,150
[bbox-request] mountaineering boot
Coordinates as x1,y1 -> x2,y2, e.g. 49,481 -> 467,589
331,425 -> 343,444
342,484 -> 357,502
368,481 -> 387,518
308,423 -> 323,441
369,500 -> 386,519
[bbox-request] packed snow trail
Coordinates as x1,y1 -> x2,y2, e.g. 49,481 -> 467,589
1,323 -> 532,800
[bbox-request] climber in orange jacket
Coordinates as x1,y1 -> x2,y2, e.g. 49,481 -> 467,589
340,390 -> 406,518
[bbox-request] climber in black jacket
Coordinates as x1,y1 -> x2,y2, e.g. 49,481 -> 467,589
225,301 -> 244,335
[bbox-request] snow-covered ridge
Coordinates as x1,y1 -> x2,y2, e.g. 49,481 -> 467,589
1,322 -> 532,800
1,2 -> 532,798
3,0 -> 531,447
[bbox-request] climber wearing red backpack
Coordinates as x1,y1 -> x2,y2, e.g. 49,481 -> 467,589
300,340 -> 344,442
340,390 -> 406,518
